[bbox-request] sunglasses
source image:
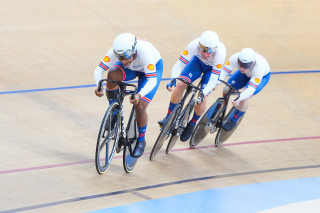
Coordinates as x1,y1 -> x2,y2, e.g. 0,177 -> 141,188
199,43 -> 214,54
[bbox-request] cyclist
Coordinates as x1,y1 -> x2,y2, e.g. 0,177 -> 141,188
218,48 -> 271,131
158,31 -> 226,142
94,33 -> 163,158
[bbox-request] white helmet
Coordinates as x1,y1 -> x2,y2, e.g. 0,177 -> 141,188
199,31 -> 220,53
113,33 -> 137,60
238,48 -> 256,68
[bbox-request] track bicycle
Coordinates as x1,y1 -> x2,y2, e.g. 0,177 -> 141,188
189,80 -> 243,148
95,79 -> 139,174
150,77 -> 203,160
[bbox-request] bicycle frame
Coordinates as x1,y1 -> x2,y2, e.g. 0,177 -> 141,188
210,80 -> 240,128
170,78 -> 202,133
98,79 -> 137,155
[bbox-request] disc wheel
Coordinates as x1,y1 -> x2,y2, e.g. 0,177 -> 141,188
123,139 -> 139,173
215,107 -> 245,146
189,100 -> 224,148
150,105 -> 181,160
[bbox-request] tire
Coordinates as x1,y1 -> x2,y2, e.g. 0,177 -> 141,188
190,99 -> 224,148
150,105 -> 181,160
95,102 -> 120,174
166,99 -> 195,153
123,108 -> 139,173
215,107 -> 245,146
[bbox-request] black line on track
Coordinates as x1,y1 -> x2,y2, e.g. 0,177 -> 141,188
1,164 -> 320,213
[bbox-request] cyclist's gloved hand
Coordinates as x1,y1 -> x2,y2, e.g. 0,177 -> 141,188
95,87 -> 104,97
166,79 -> 176,90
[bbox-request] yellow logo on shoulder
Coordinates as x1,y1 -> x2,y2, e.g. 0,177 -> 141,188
255,78 -> 261,83
147,64 -> 155,70
183,50 -> 188,55
103,56 -> 110,62
226,61 -> 230,65
216,64 -> 222,69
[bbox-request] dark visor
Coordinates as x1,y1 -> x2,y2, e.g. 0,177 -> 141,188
238,58 -> 254,69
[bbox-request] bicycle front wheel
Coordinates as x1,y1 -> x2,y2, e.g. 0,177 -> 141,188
95,102 -> 120,174
150,105 -> 181,160
190,99 -> 224,148
166,99 -> 195,153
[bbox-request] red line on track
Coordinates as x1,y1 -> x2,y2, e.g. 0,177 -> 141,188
1,136 -> 319,175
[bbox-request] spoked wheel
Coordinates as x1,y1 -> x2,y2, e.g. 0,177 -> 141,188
166,99 -> 195,153
95,102 -> 120,174
150,105 -> 181,160
190,99 -> 224,148
123,139 -> 138,173
215,107 -> 245,146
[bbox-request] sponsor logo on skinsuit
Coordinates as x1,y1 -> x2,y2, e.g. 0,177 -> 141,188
103,56 -> 110,62
147,64 -> 155,70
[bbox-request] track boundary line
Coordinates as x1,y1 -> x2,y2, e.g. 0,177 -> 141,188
0,136 -> 319,175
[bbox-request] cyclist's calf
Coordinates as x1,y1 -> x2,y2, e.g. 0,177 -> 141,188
134,101 -> 148,127
194,95 -> 207,115
222,85 -> 230,97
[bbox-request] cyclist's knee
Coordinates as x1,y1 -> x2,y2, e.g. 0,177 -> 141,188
195,100 -> 206,114
238,99 -> 249,111
176,81 -> 188,91
222,86 -> 230,97
135,101 -> 148,115
106,69 -> 123,89
107,67 -> 123,81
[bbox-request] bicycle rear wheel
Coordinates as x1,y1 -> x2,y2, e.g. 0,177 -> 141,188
95,102 -> 120,174
123,139 -> 138,173
165,133 -> 179,154
123,107 -> 139,173
215,107 -> 245,146
166,99 -> 195,153
150,105 -> 181,160
190,99 -> 224,148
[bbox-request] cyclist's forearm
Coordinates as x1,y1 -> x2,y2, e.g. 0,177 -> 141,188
171,60 -> 185,79
94,67 -> 105,86
238,87 -> 255,101
138,78 -> 157,97
202,74 -> 219,95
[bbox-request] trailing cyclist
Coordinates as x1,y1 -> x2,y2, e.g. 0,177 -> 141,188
218,48 -> 271,131
94,33 -> 163,158
158,31 -> 226,142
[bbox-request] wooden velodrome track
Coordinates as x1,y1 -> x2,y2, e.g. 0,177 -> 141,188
1,0 -> 320,212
